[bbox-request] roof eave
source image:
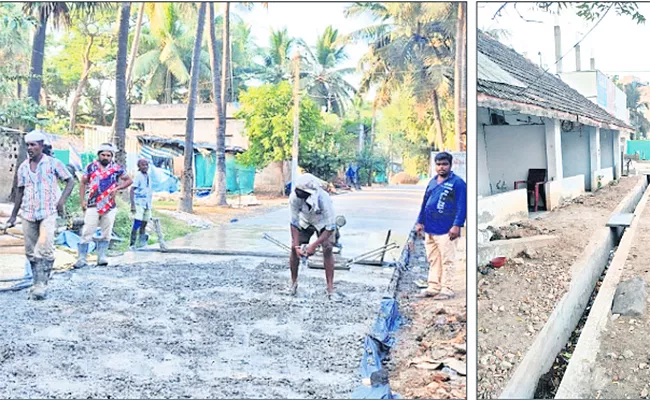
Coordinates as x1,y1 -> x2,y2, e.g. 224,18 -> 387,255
477,93 -> 634,133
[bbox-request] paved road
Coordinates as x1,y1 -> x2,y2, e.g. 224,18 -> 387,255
0,185 -> 434,399
165,185 -> 425,260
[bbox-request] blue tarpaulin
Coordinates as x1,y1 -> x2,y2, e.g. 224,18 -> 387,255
352,297 -> 402,399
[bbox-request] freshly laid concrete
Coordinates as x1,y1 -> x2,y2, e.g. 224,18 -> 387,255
0,186 -> 427,398
612,277 -> 647,316
168,187 -> 423,262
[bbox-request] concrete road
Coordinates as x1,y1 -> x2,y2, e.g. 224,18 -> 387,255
163,185 -> 425,261
0,186 -> 434,399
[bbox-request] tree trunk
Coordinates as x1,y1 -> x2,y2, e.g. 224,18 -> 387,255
179,2 -> 207,214
126,2 -> 145,91
70,35 -> 95,133
114,3 -> 131,169
432,89 -> 444,150
16,81 -> 22,98
165,69 -> 172,104
208,3 -> 228,206
27,10 -> 47,110
454,2 -> 466,152
221,2 -> 230,111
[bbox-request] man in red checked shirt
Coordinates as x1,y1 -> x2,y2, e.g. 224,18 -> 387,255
73,143 -> 132,268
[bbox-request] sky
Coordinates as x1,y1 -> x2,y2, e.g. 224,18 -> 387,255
478,3 -> 650,82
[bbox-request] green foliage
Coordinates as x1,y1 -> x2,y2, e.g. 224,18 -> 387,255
0,98 -> 46,130
235,82 -> 321,168
357,147 -> 388,186
535,2 -> 645,24
301,113 -> 356,180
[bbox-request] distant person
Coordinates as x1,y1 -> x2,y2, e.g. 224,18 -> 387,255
289,173 -> 339,300
346,164 -> 354,187
6,130 -> 75,300
73,143 -> 132,268
130,159 -> 153,249
415,152 -> 466,300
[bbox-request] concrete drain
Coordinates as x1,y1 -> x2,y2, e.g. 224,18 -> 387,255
534,248 -> 616,398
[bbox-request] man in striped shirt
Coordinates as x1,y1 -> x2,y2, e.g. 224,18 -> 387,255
7,130 -> 75,300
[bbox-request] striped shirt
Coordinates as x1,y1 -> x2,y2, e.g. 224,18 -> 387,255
17,155 -> 72,222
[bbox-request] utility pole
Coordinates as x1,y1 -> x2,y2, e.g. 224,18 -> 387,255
291,53 -> 300,192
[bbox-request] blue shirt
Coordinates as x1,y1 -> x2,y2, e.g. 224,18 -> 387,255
416,172 -> 467,235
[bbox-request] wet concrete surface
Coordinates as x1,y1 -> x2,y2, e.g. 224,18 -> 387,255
0,259 -> 388,398
167,186 -> 424,261
0,186 -> 425,398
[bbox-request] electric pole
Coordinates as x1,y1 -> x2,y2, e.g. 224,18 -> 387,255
291,53 -> 300,192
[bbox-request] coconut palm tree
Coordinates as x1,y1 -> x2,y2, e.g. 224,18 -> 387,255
22,2 -> 102,109
299,25 -> 357,116
343,2 -> 456,150
135,3 -> 197,103
114,2 -> 131,168
207,3 -> 227,206
258,27 -> 295,84
180,2 -> 207,213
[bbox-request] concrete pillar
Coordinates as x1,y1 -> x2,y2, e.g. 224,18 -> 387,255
554,24 -> 562,74
590,127 -> 601,190
544,118 -> 563,181
613,130 -> 622,179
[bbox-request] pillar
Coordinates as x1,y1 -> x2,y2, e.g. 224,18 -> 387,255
544,118 -> 563,181
590,126 -> 601,190
613,130 -> 622,179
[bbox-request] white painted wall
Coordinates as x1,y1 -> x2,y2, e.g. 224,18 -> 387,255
600,129 -> 614,169
561,128 -> 592,190
560,71 -> 598,102
478,124 -> 491,197
484,124 -> 547,193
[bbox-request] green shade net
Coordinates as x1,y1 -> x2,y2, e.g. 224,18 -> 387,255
51,149 -> 70,165
194,153 -> 255,194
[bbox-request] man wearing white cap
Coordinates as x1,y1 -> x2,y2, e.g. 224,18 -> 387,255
74,143 -> 132,268
6,130 -> 75,300
289,173 -> 339,299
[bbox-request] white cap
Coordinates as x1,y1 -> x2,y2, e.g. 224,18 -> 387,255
97,143 -> 116,154
24,130 -> 48,144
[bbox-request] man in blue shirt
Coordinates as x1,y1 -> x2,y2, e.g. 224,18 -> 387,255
415,152 -> 466,299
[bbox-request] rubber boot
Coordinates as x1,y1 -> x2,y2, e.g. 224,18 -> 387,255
73,243 -> 89,269
28,258 -> 46,300
137,233 -> 148,248
129,229 -> 138,248
96,240 -> 109,266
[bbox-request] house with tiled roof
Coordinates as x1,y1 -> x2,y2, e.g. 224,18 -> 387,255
477,30 -> 633,231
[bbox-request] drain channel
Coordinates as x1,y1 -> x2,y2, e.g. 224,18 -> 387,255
534,246 -> 617,398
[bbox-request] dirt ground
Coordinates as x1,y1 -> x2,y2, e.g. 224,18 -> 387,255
155,193 -> 290,226
592,183 -> 650,399
388,236 -> 467,399
477,176 -> 641,398
0,258 -> 387,399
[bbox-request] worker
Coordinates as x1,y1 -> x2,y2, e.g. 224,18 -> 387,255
415,152 -> 466,300
289,173 -> 339,299
73,143 -> 132,268
129,159 -> 153,249
6,130 -> 75,300
346,164 -> 355,188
